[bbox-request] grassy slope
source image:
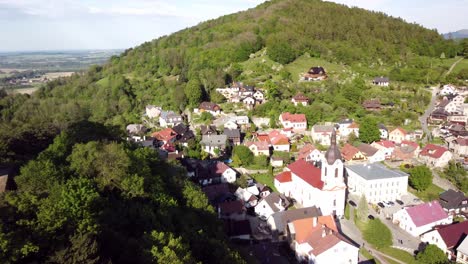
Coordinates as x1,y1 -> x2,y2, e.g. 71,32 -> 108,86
452,58 -> 468,74
284,54 -> 349,82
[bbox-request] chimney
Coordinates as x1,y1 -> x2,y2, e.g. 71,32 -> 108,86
313,217 -> 317,227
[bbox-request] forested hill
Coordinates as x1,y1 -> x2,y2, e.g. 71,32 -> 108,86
0,1 -> 463,262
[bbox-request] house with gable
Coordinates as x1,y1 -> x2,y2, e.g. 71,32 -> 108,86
439,189 -> 468,216
145,105 -> 162,119
202,183 -> 231,206
445,94 -> 465,114
152,128 -> 177,145
311,125 -> 337,146
223,120 -> 238,130
379,124 -> 389,139
196,102 -> 221,116
297,143 -> 324,163
301,66 -> 327,81
267,206 -> 322,238
245,141 -> 270,156
242,96 -> 256,107
373,76 -> 389,86
211,161 -> 237,183
286,216 -> 359,264
279,112 -> 307,132
440,85 -> 457,96
223,128 -> 241,146
371,140 -> 395,159
419,144 -> 453,168
218,200 -> 246,220
393,201 -> 452,237
200,135 -> 227,156
231,115 -> 249,126
274,131 -> 347,217
457,237 -> 468,264
159,110 -> 182,127
253,90 -> 265,102
341,143 -> 367,162
234,187 -> 258,208
362,99 -> 381,111
339,122 -> 360,138
450,137 -> 468,157
291,93 -> 309,106
421,221 -> 468,261
356,143 -> 385,163
269,130 -> 290,152
126,124 -> 147,141
200,125 -> 217,136
392,141 -> 420,161
389,127 -> 408,144
255,192 -> 290,220
172,123 -> 195,146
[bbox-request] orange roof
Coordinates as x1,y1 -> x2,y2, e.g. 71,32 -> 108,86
341,143 -> 360,161
275,171 -> 292,183
297,143 -> 317,160
281,112 -> 307,123
269,130 -> 289,145
152,128 -> 177,142
255,133 -> 271,144
391,127 -> 407,135
292,216 -> 338,243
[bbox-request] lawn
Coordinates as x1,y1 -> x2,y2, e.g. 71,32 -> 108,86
284,54 -> 348,82
359,248 -> 380,264
409,183 -> 445,202
250,173 -> 277,192
380,247 -> 417,264
451,58 -> 468,75
96,77 -> 109,87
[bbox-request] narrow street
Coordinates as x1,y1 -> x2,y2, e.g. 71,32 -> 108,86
419,86 -> 438,143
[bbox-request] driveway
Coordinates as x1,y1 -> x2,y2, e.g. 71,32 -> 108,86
419,86 -> 439,143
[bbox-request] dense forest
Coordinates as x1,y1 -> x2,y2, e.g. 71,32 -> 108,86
0,0 -> 466,262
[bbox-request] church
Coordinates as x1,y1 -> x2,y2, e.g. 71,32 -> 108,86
274,130 -> 346,217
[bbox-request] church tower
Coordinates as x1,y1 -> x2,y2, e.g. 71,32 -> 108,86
321,130 -> 344,188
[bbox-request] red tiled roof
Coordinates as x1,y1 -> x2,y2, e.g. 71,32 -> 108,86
406,201 -> 448,227
292,93 -> 309,102
401,140 -> 419,149
281,112 -> 307,123
275,171 -> 292,183
255,133 -> 271,144
419,144 -> 449,159
341,143 -> 360,161
211,161 -> 231,175
287,159 -> 324,189
152,128 -> 177,142
245,141 -> 270,151
269,130 -> 289,146
374,140 -> 395,148
199,101 -> 220,111
455,137 -> 468,147
297,143 -> 317,160
436,221 -> 468,249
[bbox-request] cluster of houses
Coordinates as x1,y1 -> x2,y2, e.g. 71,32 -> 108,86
215,82 -> 265,108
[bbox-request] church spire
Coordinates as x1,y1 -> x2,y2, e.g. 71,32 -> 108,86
324,129 -> 341,165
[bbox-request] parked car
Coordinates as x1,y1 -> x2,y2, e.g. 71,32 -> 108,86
396,199 -> 404,205
349,200 -> 357,207
387,201 -> 395,206
368,215 -> 375,220
377,202 -> 385,208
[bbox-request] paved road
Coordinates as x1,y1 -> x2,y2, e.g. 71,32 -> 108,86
419,86 -> 438,143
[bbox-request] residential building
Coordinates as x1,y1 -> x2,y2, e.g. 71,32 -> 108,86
371,140 -> 395,159
126,124 -> 147,135
223,128 -> 241,146
439,189 -> 468,216
224,220 -> 252,240
218,200 -> 246,220
362,99 -> 381,111
286,216 -> 359,264
311,125 -> 336,146
392,201 -> 452,237
255,192 -> 290,220
197,102 -> 221,116
379,124 -> 389,139
440,85 -> 456,96
270,157 -> 284,167
346,163 -> 408,203
200,125 -> 217,136
430,108 -> 451,123
301,66 -> 327,81
234,187 -> 258,208
223,120 -> 238,130
279,112 -> 307,132
419,144 -> 453,168
373,76 -> 389,86
253,90 -> 265,102
356,143 -> 385,163
338,122 -> 359,138
389,127 -> 408,144
269,130 -> 290,152
172,123 -> 195,145
341,144 -> 367,162
297,143 -> 324,163
152,128 -> 177,145
291,93 -> 309,106
245,141 -> 270,156
267,206 -> 322,238
202,183 -> 230,205
200,135 -> 227,156
450,137 -> 468,157
211,161 -> 237,183
275,131 -> 346,217
145,105 -> 162,119
159,110 -> 182,127
231,115 -> 249,125
242,96 -> 256,106
457,236 -> 468,264
421,221 -> 468,261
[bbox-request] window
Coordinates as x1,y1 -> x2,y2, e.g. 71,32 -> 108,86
333,199 -> 336,206
325,167 -> 327,177
335,168 -> 338,178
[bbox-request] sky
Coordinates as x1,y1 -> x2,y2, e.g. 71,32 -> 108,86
0,0 -> 466,51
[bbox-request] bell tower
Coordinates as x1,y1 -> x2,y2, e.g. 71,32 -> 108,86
321,130 -> 344,187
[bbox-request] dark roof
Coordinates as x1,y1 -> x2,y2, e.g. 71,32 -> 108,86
199,101 -> 220,111
373,77 -> 389,83
219,200 -> 245,215
378,123 -> 388,131
435,221 -> 468,249
356,143 -> 379,156
261,193 -> 290,212
431,108 -> 450,117
439,189 -> 467,210
223,128 -> 240,138
172,123 -> 188,135
308,67 -> 326,75
362,99 -> 381,108
202,183 -> 230,203
325,130 -> 342,165
200,125 -> 217,135
224,220 -> 252,237
270,206 -> 322,233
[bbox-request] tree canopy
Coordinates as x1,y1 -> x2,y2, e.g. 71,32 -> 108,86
416,244 -> 448,264
409,165 -> 433,191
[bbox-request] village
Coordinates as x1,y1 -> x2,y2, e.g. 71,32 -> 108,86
123,67 -> 468,264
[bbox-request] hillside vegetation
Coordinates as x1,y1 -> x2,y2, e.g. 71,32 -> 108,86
0,0 -> 466,262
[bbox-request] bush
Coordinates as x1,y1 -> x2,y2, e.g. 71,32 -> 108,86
409,165 -> 433,191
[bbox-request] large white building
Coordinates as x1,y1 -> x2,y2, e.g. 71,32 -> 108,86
275,131 -> 346,217
346,163 -> 408,203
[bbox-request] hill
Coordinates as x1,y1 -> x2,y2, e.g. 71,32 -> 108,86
444,29 -> 468,39
0,0 -> 465,263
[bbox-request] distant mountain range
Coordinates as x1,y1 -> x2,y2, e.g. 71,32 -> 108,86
443,29 -> 468,39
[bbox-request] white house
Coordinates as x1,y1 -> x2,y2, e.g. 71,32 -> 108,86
269,130 -> 290,152
389,127 -> 409,144
234,187 -> 258,208
297,144 -> 324,163
421,221 -> 468,261
232,115 -> 249,125
291,93 -> 309,106
311,125 -> 337,146
379,124 -> 389,139
223,120 -> 238,130
338,122 -> 360,138
440,85 -> 456,96
457,236 -> 468,264
253,90 -> 264,102
371,140 -> 395,159
356,143 -> 386,163
275,131 -> 346,217
450,137 -> 468,157
373,77 -> 389,86
245,141 -> 270,156
279,112 -> 307,132
445,94 -> 465,114
286,216 -> 359,264
254,192 -> 289,219
242,96 -> 256,106
145,105 -> 162,119
346,163 -> 408,203
159,110 -> 182,128
419,144 -> 453,168
392,201 -> 452,237
200,135 -> 227,156
211,161 -> 237,183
